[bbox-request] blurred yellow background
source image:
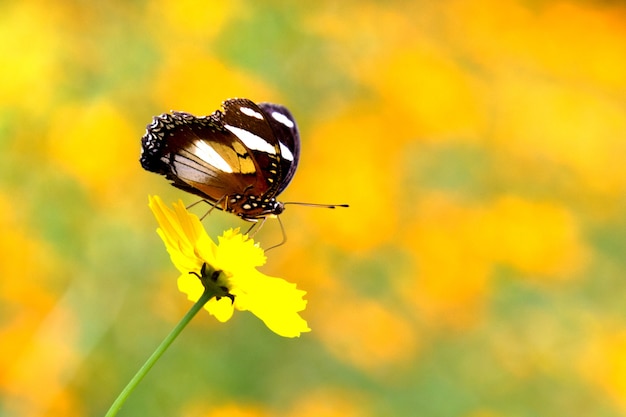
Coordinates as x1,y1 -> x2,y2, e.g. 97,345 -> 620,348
2,0 -> 626,416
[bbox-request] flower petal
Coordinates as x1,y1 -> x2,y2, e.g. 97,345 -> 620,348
214,228 -> 267,272
230,271 -> 311,337
205,297 -> 235,322
149,195 -> 218,273
177,272 -> 204,303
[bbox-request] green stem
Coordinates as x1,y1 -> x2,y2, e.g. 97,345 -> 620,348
104,289 -> 214,417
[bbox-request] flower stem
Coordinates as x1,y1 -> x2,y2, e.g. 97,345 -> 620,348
104,289 -> 214,417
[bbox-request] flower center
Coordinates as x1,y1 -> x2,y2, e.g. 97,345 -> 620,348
189,263 -> 234,303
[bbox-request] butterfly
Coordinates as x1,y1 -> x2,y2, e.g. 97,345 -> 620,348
140,98 -> 347,224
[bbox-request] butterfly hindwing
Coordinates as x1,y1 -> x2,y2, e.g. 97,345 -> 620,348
141,111 -> 254,205
258,102 -> 300,195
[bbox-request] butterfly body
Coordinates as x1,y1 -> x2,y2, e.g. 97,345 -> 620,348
140,99 -> 300,221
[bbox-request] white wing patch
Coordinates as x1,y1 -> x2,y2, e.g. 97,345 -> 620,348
279,141 -> 294,161
240,106 -> 264,120
271,111 -> 295,128
225,125 -> 276,155
192,140 -> 233,173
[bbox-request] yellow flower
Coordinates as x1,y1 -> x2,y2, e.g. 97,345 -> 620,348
148,195 -> 311,338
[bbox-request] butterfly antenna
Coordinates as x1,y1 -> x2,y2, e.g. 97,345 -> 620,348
263,202 -> 347,251
283,202 -> 350,209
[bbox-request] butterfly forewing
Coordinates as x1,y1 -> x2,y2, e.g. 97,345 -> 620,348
221,99 -> 284,197
142,113 -> 253,205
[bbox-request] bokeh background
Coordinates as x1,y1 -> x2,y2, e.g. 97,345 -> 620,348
2,0 -> 626,416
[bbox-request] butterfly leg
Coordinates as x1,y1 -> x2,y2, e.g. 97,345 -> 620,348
244,217 -> 266,237
264,216 -> 287,252
185,196 -> 227,221
185,199 -> 207,210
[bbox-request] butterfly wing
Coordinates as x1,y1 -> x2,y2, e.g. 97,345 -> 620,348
258,102 -> 301,195
140,99 -> 291,215
220,99 -> 284,197
140,110 -> 267,208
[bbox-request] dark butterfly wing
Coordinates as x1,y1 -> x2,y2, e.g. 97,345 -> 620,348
140,109 -> 269,208
140,98 -> 297,219
220,99 -> 284,197
257,102 -> 301,195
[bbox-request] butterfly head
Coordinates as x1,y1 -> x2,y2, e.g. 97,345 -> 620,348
226,194 -> 285,222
